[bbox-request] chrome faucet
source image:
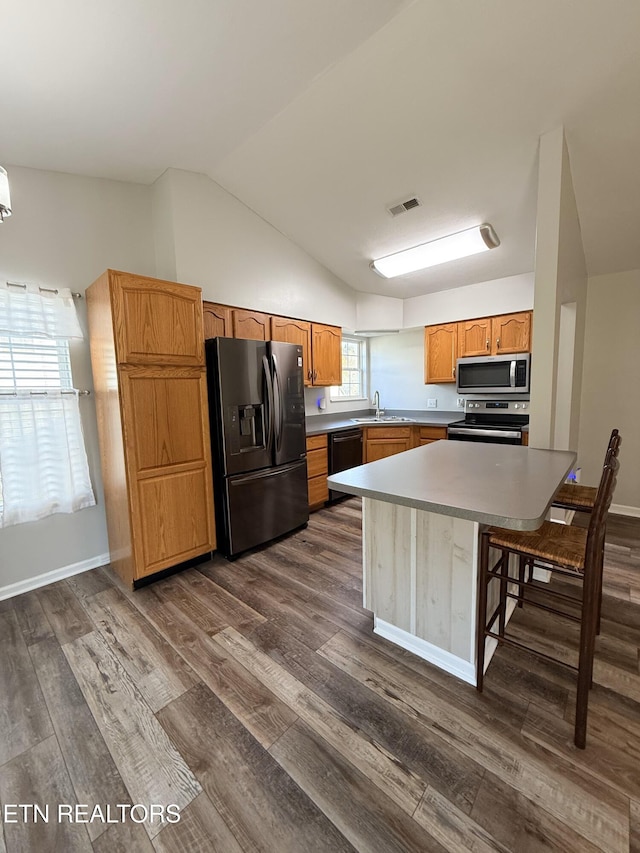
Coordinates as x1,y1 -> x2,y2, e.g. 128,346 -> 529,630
372,390 -> 382,420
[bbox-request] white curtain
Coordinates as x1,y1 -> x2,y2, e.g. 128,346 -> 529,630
0,282 -> 83,338
0,283 -> 95,528
0,392 -> 95,526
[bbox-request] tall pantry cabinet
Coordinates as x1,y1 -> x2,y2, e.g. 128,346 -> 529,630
86,270 -> 216,587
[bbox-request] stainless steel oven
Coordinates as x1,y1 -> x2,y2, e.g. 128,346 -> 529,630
447,399 -> 529,445
456,353 -> 530,395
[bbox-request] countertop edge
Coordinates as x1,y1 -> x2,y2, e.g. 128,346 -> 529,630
325,479 -> 549,530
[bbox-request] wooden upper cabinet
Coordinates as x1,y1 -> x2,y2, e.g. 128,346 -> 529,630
271,316 -> 312,385
492,311 -> 532,354
311,323 -> 341,386
111,271 -> 205,366
202,302 -> 232,339
425,323 -> 457,383
232,309 -> 271,341
458,317 -> 492,358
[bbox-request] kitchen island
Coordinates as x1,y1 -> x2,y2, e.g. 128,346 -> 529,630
327,441 -> 576,685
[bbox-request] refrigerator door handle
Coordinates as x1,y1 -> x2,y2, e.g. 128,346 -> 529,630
262,354 -> 275,453
272,353 -> 283,453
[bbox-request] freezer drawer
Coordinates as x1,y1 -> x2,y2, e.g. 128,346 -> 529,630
222,458 -> 309,557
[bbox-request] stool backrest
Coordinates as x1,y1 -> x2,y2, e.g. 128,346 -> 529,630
605,429 -> 621,464
585,457 -> 619,570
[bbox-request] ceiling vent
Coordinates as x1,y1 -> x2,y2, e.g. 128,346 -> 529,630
387,196 -> 421,217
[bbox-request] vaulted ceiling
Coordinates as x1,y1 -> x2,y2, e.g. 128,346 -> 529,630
3,0 -> 640,297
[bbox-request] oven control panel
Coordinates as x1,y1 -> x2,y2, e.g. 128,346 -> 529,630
465,399 -> 530,415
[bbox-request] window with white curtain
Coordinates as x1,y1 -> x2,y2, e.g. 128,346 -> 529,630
0,283 -> 95,527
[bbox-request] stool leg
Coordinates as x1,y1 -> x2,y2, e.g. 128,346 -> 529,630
517,555 -> 527,608
498,550 -> 509,636
575,560 -> 600,749
595,536 -> 605,636
476,531 -> 491,692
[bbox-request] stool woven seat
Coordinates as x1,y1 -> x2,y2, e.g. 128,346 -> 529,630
486,521 -> 587,571
552,483 -> 597,510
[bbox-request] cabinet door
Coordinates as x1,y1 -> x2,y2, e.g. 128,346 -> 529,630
203,302 -> 231,339
417,426 -> 447,444
110,272 -> 205,366
311,323 -> 342,386
492,312 -> 531,354
232,309 -> 271,341
458,317 -> 491,358
271,317 -> 312,385
119,366 -> 216,578
365,438 -> 412,463
364,427 -> 412,462
424,324 -> 457,383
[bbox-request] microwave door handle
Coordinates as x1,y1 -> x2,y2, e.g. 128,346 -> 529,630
509,359 -> 516,387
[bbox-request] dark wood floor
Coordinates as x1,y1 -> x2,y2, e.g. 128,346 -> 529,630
1,499 -> 639,852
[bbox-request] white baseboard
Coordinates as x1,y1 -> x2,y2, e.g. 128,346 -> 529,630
611,504 -> 640,518
0,553 -> 110,601
374,618 -> 477,686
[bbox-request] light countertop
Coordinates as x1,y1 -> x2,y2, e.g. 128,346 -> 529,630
305,409 -> 459,436
327,441 -> 575,530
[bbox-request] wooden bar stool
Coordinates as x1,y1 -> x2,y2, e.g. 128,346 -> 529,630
476,458 -> 618,748
552,429 -> 620,512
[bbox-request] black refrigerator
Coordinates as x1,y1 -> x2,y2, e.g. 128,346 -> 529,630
205,337 -> 309,558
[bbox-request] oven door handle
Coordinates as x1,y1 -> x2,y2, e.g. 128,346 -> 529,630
447,427 -> 522,439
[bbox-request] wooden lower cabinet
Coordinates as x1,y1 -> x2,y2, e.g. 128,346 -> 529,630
522,431 -> 529,446
306,434 -> 328,510
416,426 -> 447,445
364,426 -> 413,463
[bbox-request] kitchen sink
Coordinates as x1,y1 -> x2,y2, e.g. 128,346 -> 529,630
351,416 -> 416,423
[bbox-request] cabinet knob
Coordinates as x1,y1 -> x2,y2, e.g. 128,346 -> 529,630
486,339 -> 490,350
452,367 -> 455,378
496,337 -> 501,349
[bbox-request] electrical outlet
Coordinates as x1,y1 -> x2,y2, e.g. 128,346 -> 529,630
457,397 -> 465,408
427,398 -> 437,409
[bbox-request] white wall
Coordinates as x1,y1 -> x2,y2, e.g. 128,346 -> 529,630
355,293 -> 404,332
369,330 -> 459,412
578,269 -> 640,512
0,165 -> 156,593
402,273 -> 534,328
528,127 -> 587,450
153,169 -> 358,328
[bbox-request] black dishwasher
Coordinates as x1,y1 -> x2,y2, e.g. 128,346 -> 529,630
328,429 -> 363,502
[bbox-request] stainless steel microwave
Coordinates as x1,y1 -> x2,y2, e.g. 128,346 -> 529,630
456,353 -> 530,395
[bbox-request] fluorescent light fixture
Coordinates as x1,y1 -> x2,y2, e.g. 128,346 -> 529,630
371,223 -> 499,278
0,167 -> 11,222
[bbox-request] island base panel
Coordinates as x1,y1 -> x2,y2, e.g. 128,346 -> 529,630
362,498 -> 521,685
